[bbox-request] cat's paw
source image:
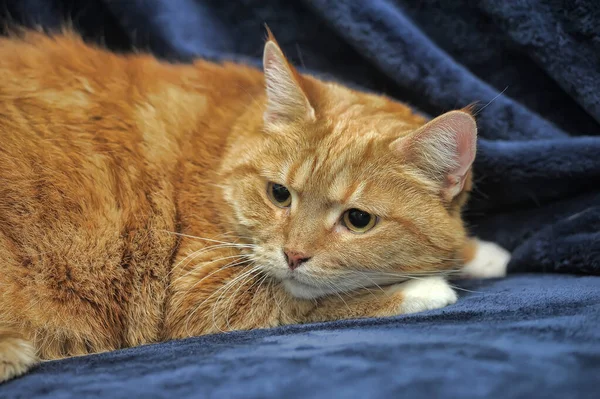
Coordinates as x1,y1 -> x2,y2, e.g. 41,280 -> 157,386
0,336 -> 38,383
461,239 -> 511,279
392,276 -> 457,314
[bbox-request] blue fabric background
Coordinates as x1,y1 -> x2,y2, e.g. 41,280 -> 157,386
1,0 -> 599,397
4,275 -> 600,398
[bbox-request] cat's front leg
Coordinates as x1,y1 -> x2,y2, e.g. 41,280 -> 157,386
0,329 -> 38,383
304,276 -> 457,323
460,238 -> 511,279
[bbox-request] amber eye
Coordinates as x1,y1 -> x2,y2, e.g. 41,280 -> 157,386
343,208 -> 376,233
267,182 -> 292,207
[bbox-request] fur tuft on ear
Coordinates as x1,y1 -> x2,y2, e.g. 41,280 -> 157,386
391,111 -> 477,201
262,28 -> 315,125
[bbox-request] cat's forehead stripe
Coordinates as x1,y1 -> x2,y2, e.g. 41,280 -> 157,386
345,181 -> 367,204
328,172 -> 351,202
289,157 -> 315,187
278,160 -> 292,183
326,174 -> 369,205
316,142 -> 334,171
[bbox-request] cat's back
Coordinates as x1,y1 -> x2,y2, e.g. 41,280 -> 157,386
0,32 -> 200,354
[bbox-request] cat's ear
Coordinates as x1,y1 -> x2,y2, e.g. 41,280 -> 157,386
391,111 -> 477,201
262,30 -> 315,125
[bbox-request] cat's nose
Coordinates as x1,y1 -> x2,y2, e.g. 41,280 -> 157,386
283,249 -> 311,270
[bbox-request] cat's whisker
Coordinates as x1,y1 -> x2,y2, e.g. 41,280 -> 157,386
221,266 -> 260,330
445,285 -> 483,294
205,265 -> 258,330
358,269 -> 463,278
176,257 -> 255,305
329,283 -> 352,312
175,245 -> 254,275
169,253 -> 253,288
183,263 -> 256,334
298,270 -> 385,298
472,86 -> 509,116
224,268 -> 267,330
172,257 -> 254,313
223,233 -> 257,244
269,278 -> 293,323
170,246 -> 235,275
211,264 -> 260,333
347,270 -> 386,294
352,272 -> 385,295
339,276 -> 379,298
170,250 -> 246,284
335,283 -> 378,298
356,271 -> 482,293
317,274 -> 378,300
251,273 -> 271,307
168,242 -> 254,278
156,229 -> 256,247
307,274 -> 352,312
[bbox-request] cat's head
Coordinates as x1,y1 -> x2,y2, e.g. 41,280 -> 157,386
220,34 -> 476,299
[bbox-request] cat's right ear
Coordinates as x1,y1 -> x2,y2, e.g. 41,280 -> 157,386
262,28 -> 315,125
390,110 -> 477,201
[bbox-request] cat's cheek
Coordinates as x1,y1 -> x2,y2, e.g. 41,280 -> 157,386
272,206 -> 290,221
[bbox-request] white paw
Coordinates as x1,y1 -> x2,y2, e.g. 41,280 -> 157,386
393,276 -> 458,314
0,337 -> 38,383
461,239 -> 511,279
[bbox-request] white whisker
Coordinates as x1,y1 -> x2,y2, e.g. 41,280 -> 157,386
183,264 -> 255,334
211,265 -> 260,332
169,253 -> 253,289
269,279 -> 291,323
169,243 -> 254,277
224,269 -> 268,330
473,86 -> 508,116
156,229 -> 256,247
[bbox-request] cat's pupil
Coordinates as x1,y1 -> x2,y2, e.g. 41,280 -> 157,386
272,184 -> 290,203
348,209 -> 371,228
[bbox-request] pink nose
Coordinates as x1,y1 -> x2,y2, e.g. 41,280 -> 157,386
284,249 -> 311,270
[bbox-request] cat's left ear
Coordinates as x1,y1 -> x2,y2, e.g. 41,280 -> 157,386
391,111 -> 477,201
262,29 -> 315,125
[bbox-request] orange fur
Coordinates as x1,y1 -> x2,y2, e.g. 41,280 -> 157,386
0,30 -> 478,382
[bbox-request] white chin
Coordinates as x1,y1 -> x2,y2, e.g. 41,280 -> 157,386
282,279 -> 330,300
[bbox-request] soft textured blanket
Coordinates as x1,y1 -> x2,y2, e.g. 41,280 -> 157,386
1,0 -> 599,397
4,275 -> 600,398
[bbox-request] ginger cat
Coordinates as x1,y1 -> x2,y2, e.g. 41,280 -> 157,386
0,29 -> 510,382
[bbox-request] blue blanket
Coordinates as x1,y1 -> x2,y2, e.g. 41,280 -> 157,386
1,0 -> 599,397
4,275 -> 600,398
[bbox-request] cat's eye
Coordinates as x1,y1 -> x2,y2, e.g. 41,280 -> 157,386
342,208 -> 376,233
267,182 -> 292,207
